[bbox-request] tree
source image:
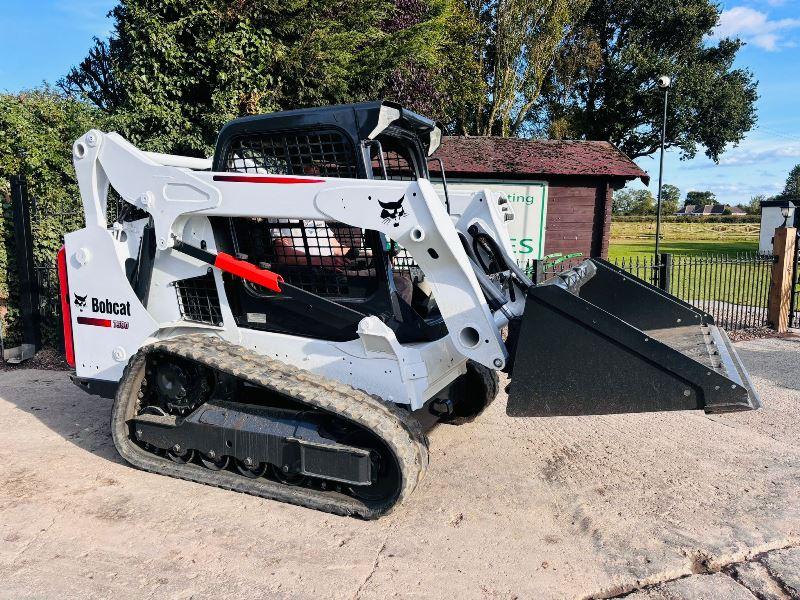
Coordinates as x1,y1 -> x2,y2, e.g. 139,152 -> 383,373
685,190 -> 716,206
780,164 -> 800,198
613,188 -> 655,215
447,0 -> 590,136
378,0 -> 484,122
629,189 -> 656,215
542,0 -> 758,162
61,0 -> 454,156
659,184 -> 680,215
0,88 -> 104,345
743,195 -> 765,215
612,188 -> 634,214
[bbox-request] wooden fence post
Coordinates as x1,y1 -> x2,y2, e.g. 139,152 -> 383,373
768,227 -> 797,332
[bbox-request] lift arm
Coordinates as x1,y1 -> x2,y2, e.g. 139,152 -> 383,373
71,130 -> 509,370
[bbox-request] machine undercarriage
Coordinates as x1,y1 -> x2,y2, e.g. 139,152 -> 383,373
114,334 -> 432,518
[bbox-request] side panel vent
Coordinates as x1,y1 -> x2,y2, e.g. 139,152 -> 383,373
175,273 -> 222,325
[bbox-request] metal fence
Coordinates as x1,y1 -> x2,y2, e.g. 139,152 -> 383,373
523,252 -> 777,332
4,176 -> 127,355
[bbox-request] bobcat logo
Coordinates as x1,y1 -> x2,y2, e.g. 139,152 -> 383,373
378,195 -> 406,228
74,293 -> 87,311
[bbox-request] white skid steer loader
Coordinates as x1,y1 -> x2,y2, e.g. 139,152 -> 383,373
59,101 -> 759,518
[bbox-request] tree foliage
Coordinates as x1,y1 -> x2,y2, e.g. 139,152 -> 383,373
685,190 -> 717,206
781,164 -> 800,198
378,0 -> 483,122
613,188 -> 655,215
59,0 -> 757,158
743,194 -> 765,215
0,89 -> 105,345
61,0 -> 453,156
659,183 -> 680,216
452,0 -> 590,136
543,0 -> 758,161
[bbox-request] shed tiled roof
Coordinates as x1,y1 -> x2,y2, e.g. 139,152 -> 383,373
432,136 -> 649,184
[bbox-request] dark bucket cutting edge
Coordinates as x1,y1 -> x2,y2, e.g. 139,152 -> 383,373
506,259 -> 761,417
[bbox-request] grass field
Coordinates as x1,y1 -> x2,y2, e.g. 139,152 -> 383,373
608,239 -> 758,260
606,220 -> 768,311
608,219 -> 760,259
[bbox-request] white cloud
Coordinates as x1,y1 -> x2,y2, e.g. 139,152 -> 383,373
714,6 -> 800,50
719,144 -> 800,165
689,181 -> 783,199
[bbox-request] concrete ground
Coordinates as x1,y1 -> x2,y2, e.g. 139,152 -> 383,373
0,336 -> 798,600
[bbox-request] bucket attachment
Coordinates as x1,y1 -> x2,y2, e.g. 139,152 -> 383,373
507,259 -> 761,417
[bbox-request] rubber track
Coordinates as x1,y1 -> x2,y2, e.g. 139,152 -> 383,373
111,334 -> 429,519
473,361 -> 500,405
444,361 -> 500,425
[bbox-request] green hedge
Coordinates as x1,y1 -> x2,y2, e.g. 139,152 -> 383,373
0,89 -> 107,347
612,215 -> 760,223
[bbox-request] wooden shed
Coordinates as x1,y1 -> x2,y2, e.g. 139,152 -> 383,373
432,137 -> 649,260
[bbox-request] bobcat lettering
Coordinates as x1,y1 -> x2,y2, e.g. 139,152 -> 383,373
92,297 -> 131,316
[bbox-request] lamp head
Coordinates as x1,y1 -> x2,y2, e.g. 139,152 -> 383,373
658,75 -> 672,89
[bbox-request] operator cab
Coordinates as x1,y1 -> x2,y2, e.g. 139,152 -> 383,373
204,101 -> 448,343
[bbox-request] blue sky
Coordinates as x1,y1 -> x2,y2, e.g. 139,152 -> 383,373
633,0 -> 800,204
1,0 -> 798,205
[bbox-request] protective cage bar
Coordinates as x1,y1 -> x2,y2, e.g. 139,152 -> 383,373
507,259 -> 761,417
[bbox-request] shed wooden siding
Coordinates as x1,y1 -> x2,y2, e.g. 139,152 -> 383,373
543,176 -> 616,259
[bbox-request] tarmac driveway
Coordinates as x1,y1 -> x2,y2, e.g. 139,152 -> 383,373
0,336 -> 798,599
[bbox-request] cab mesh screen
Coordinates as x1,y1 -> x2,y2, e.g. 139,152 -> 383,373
224,131 -> 358,178
222,130 -> 418,299
175,273 -> 223,325
230,218 -> 378,299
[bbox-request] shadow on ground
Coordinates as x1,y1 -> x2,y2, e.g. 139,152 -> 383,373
0,370 -> 122,465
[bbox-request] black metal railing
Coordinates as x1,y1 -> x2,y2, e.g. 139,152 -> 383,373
665,252 -> 775,332
3,176 -> 123,353
521,252 -> 776,333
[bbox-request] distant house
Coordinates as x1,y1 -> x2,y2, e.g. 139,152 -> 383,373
675,204 -> 746,217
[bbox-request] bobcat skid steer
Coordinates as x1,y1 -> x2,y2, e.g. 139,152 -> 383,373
60,101 -> 759,518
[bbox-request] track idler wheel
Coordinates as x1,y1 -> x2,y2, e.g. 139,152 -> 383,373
268,463 -> 307,486
199,452 -> 229,471
167,446 -> 195,464
235,459 -> 268,479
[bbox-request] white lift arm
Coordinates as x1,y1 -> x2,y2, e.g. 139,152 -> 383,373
72,130 -> 515,370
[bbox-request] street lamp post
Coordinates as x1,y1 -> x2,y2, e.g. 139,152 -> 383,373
655,75 -> 671,261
